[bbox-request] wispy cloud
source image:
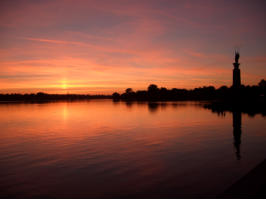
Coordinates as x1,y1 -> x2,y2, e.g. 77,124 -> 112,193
23,37 -> 85,46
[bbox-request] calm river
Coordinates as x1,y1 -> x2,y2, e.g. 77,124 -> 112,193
0,100 -> 265,198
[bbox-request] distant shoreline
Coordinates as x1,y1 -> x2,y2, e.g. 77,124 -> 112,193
1,81 -> 265,103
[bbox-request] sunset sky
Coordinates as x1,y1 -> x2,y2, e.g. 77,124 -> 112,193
0,0 -> 265,94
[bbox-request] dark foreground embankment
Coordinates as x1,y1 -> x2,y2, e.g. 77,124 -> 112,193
220,159 -> 266,198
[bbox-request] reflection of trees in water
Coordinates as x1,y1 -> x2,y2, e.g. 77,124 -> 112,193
147,102 -> 190,114
160,102 -> 167,110
148,102 -> 160,113
204,101 -> 266,160
145,101 -> 244,160
119,101 -> 191,114
125,101 -> 133,108
217,111 -> 226,117
172,103 -> 178,108
204,101 -> 266,117
120,101 -> 247,160
112,99 -> 120,106
205,105 -> 243,160
146,102 -> 243,160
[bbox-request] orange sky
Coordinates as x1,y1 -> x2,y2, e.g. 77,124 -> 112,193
0,0 -> 265,94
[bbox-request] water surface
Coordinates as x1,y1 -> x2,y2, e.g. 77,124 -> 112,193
0,100 -> 265,198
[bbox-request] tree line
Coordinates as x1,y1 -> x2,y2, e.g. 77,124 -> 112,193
0,79 -> 265,102
0,93 -> 112,102
112,79 -> 266,101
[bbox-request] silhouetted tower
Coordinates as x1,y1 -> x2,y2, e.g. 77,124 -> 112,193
233,51 -> 241,88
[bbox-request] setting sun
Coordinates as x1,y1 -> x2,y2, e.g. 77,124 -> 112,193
61,80 -> 68,90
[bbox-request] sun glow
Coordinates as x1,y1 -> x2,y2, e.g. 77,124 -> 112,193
61,80 -> 68,90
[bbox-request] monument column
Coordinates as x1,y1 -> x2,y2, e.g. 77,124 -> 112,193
233,51 -> 241,88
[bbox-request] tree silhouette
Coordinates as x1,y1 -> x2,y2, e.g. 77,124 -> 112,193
148,84 -> 158,93
125,88 -> 133,94
112,92 -> 120,99
259,79 -> 266,88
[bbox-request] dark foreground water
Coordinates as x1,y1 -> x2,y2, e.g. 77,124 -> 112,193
0,100 -> 265,198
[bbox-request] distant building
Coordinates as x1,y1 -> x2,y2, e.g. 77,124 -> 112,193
233,51 -> 241,88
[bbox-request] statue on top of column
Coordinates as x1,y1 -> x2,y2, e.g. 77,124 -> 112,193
235,51 -> 240,63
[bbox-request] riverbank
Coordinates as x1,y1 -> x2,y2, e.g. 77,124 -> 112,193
221,159 -> 266,198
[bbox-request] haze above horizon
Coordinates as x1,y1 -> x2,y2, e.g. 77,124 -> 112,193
0,0 -> 266,94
